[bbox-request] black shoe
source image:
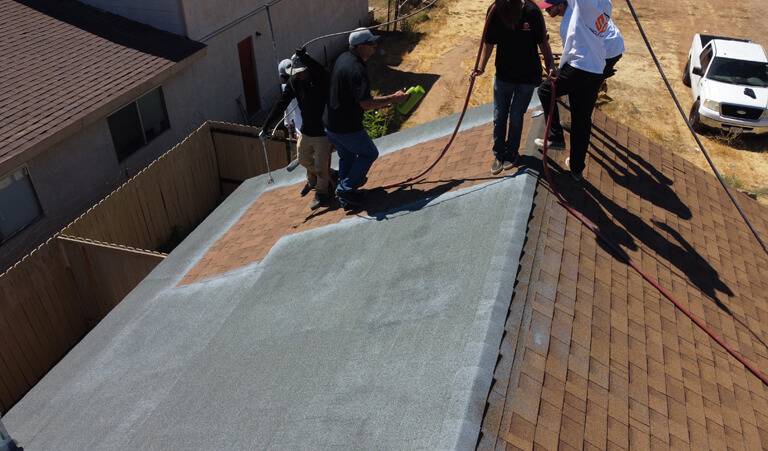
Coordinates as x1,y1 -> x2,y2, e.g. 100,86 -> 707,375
502,154 -> 519,170
299,182 -> 312,197
328,169 -> 339,191
491,159 -> 503,175
337,189 -> 367,207
310,191 -> 330,210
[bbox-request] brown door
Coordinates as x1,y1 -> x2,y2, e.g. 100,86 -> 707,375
237,37 -> 260,113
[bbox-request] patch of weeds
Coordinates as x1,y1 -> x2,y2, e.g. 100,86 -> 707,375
711,130 -> 741,147
401,10 -> 430,33
364,109 -> 387,139
721,174 -> 744,190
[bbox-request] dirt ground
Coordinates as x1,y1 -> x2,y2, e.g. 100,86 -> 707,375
369,0 -> 768,203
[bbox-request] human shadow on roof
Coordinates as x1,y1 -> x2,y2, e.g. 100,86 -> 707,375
363,172 -> 531,220
305,179 -> 463,222
548,152 -> 734,306
364,179 -> 464,219
17,0 -> 205,61
304,173 -> 517,223
590,125 -> 692,220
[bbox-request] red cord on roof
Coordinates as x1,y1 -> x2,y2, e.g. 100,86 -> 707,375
540,78 -> 768,387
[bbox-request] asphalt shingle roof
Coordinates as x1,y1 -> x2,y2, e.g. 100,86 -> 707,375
0,0 -> 205,166
479,109 -> 768,449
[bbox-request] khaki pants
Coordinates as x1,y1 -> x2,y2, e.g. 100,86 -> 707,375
297,134 -> 332,193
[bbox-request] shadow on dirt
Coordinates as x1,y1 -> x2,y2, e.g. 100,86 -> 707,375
698,129 -> 768,153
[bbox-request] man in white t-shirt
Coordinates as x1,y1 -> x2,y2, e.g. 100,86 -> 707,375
535,0 -> 613,181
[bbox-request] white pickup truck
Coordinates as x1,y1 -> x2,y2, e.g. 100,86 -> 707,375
683,34 -> 768,134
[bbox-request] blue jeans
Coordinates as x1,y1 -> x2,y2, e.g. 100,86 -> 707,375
325,129 -> 378,202
493,78 -> 536,161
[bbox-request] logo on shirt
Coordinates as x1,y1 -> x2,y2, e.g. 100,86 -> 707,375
595,14 -> 608,34
523,21 -> 530,30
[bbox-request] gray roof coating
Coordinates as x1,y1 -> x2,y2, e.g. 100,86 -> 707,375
5,103 -> 538,449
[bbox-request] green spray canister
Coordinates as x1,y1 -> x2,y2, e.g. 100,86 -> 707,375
396,85 -> 426,114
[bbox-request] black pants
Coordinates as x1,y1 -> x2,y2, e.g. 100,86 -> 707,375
538,63 -> 603,174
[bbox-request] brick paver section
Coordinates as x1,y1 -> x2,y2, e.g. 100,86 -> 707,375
479,109 -> 768,449
180,117 -> 531,285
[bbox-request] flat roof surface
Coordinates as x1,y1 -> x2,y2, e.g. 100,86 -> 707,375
6,103 -> 538,449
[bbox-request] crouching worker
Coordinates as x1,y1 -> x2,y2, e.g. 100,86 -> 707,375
262,49 -> 335,210
323,28 -> 410,211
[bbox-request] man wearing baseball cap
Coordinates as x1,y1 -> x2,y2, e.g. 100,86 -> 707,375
323,28 -> 410,211
534,0 -> 613,182
263,50 -> 335,210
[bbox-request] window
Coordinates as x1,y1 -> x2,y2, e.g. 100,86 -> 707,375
699,47 -> 713,73
0,166 -> 43,241
107,87 -> 170,161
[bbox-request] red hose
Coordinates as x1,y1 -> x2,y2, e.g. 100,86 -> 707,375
375,4 -> 497,190
540,76 -> 768,386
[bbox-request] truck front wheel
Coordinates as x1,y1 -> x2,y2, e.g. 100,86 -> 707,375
682,57 -> 691,87
689,100 -> 705,133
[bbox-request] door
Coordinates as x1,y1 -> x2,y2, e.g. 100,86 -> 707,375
238,37 -> 261,114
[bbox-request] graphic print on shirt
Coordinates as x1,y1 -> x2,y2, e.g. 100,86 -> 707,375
595,13 -> 609,34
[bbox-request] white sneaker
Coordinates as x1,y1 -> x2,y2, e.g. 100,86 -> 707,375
534,138 -> 566,150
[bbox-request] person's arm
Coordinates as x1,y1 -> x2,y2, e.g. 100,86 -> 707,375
539,37 -> 556,76
471,43 -> 494,78
535,8 -> 557,77
359,90 -> 410,110
261,85 -> 296,135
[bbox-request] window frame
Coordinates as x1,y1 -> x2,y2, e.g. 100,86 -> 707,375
0,165 -> 44,243
107,86 -> 171,161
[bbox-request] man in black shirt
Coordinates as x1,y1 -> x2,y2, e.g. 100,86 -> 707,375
323,28 -> 409,210
471,0 -> 554,175
263,50 -> 334,210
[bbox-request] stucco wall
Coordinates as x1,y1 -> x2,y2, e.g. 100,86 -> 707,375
0,77 -> 204,271
169,0 -> 369,124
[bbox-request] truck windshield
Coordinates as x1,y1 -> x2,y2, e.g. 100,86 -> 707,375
707,57 -> 768,87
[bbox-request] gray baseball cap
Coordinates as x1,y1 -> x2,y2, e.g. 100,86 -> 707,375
349,27 -> 379,46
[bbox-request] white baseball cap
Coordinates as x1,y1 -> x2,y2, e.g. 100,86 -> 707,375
349,27 -> 379,46
278,59 -> 291,78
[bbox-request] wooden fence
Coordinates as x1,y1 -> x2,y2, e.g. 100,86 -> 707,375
0,121 -> 288,413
